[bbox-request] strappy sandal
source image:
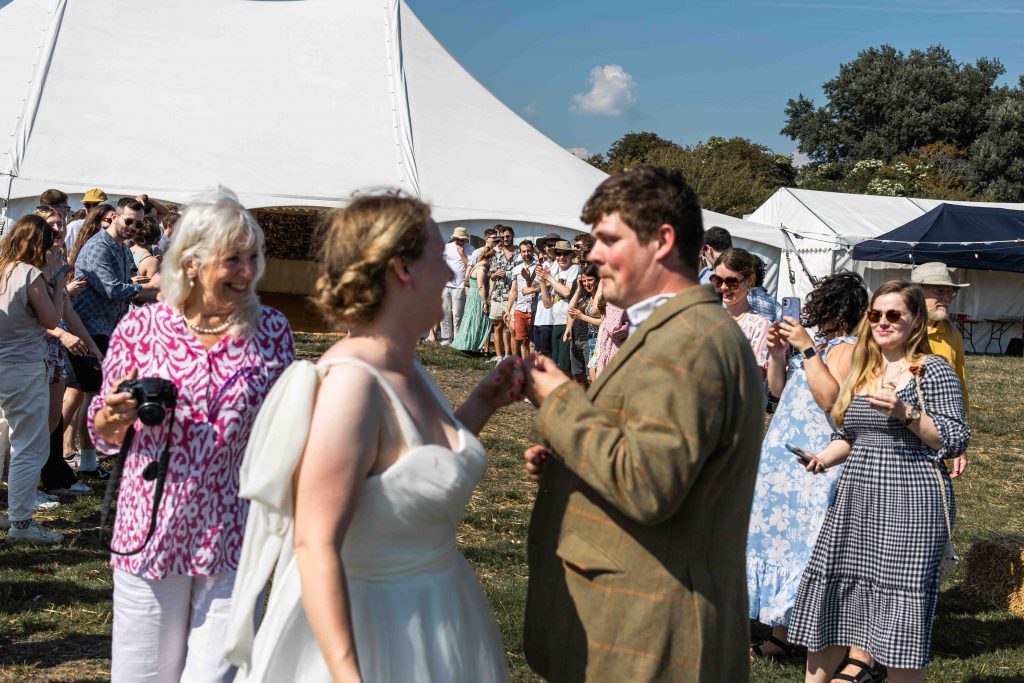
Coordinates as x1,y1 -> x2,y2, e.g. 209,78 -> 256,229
831,655 -> 884,683
750,634 -> 799,660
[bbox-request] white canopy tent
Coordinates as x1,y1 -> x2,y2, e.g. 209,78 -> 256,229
748,188 -> 1024,353
0,0 -> 606,244
0,0 -> 787,300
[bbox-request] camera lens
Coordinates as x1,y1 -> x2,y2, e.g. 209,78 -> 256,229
137,402 -> 167,426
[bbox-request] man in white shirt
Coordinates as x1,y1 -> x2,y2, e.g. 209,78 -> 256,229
506,240 -> 539,357
440,227 -> 473,344
538,240 -> 580,373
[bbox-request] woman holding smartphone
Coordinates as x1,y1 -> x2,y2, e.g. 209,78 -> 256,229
746,273 -> 867,662
788,281 -> 969,683
0,216 -> 67,542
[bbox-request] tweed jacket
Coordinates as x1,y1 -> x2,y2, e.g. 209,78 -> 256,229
525,285 -> 764,683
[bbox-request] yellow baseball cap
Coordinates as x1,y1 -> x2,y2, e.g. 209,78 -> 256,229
82,188 -> 108,203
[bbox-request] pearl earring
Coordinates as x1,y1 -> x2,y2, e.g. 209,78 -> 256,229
189,279 -> 194,289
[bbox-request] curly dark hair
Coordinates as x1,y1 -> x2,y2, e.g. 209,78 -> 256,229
802,271 -> 869,337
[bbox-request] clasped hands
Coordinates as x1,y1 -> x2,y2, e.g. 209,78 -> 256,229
477,353 -> 571,409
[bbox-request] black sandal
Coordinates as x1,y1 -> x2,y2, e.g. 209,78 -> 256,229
750,634 -> 799,660
831,655 -> 884,683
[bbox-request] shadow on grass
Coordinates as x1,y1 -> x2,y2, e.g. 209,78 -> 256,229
0,633 -> 110,671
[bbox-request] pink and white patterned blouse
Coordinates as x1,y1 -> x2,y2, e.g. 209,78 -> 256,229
89,303 -> 294,579
737,310 -> 772,375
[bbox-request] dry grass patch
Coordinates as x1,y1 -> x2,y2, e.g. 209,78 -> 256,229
1,342 -> 1021,682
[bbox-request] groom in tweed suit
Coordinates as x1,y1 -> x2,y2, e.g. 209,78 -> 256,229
522,166 -> 764,682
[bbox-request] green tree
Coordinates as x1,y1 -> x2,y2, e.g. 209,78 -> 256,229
585,132 -> 795,216
783,45 -> 1003,163
970,76 -> 1024,201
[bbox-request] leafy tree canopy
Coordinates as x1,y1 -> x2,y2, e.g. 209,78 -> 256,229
783,45 -> 1024,201
584,133 -> 796,217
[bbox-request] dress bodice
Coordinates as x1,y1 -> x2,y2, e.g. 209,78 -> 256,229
317,358 -> 488,580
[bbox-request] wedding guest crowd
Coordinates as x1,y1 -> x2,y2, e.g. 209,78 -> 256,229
0,169 -> 975,683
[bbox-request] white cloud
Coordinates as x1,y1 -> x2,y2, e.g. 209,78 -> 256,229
791,150 -> 810,168
568,147 -> 591,159
522,101 -> 538,117
571,64 -> 636,117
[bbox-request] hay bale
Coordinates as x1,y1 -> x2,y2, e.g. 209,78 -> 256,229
963,535 -> 1024,617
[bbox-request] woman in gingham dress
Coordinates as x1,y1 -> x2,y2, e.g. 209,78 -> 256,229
788,281 -> 969,683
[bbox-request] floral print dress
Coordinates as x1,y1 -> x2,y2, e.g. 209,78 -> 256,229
746,336 -> 855,627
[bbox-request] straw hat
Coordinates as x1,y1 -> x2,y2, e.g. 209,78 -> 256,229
911,262 -> 969,288
450,227 -> 469,241
551,240 -> 574,253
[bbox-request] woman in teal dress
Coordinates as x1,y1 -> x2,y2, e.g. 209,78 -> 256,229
747,272 -> 867,660
452,247 -> 494,353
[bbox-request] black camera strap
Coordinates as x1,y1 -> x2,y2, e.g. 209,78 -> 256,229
99,405 -> 176,556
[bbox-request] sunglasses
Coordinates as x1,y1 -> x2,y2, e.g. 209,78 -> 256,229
867,309 -> 905,324
710,275 -> 744,290
555,251 -> 573,257
121,217 -> 139,226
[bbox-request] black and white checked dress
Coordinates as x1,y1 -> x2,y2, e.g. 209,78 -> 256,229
788,355 -> 969,669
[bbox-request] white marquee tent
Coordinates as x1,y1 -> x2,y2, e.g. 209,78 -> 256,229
0,0 -> 615,293
0,0 -> 786,298
748,188 -> 1024,353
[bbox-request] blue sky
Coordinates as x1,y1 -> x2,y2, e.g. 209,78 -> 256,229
410,0 -> 1024,160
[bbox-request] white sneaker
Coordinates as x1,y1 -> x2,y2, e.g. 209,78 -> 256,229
47,481 -> 93,496
6,520 -> 63,545
34,491 -> 60,510
39,490 -> 59,502
440,340 -> 452,347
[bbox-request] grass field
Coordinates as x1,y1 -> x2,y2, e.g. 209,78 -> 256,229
1,337 -> 1022,682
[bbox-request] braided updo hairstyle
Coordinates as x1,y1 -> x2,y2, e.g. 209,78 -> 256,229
315,193 -> 432,330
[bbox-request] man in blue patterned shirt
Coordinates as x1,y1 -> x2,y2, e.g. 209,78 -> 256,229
748,255 -> 781,322
69,198 -> 159,476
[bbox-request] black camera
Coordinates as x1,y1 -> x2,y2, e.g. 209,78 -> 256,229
116,377 -> 177,426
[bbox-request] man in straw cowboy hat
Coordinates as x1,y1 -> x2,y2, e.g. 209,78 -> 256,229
911,261 -> 970,478
440,226 -> 474,344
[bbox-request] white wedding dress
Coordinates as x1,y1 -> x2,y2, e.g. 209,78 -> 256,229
228,358 -> 509,682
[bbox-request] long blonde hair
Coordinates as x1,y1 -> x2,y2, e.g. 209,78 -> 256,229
831,280 -> 932,426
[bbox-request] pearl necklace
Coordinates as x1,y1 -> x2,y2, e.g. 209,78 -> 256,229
182,310 -> 233,335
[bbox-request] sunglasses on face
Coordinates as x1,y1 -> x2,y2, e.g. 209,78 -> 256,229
555,251 -> 573,257
121,217 -> 139,226
867,309 -> 905,324
710,275 -> 744,290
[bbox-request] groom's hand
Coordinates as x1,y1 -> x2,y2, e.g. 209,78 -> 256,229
523,444 -> 551,482
523,353 -> 569,407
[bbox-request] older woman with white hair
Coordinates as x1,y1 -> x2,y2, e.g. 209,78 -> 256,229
89,187 -> 294,682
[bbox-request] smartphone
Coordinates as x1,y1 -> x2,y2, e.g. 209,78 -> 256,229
781,297 -> 801,323
54,264 -> 71,279
785,442 -> 813,464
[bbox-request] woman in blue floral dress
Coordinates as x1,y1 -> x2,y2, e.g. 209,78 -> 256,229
747,273 -> 868,660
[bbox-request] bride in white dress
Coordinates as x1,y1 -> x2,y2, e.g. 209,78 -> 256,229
224,194 -> 522,682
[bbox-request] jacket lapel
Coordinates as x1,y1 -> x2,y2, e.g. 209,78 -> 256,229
587,285 -> 718,398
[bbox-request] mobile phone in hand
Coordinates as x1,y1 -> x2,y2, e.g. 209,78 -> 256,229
781,297 -> 801,322
785,442 -> 813,464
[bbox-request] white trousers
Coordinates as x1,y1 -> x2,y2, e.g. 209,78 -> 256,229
0,361 -> 49,522
440,286 -> 466,340
112,569 -> 238,683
